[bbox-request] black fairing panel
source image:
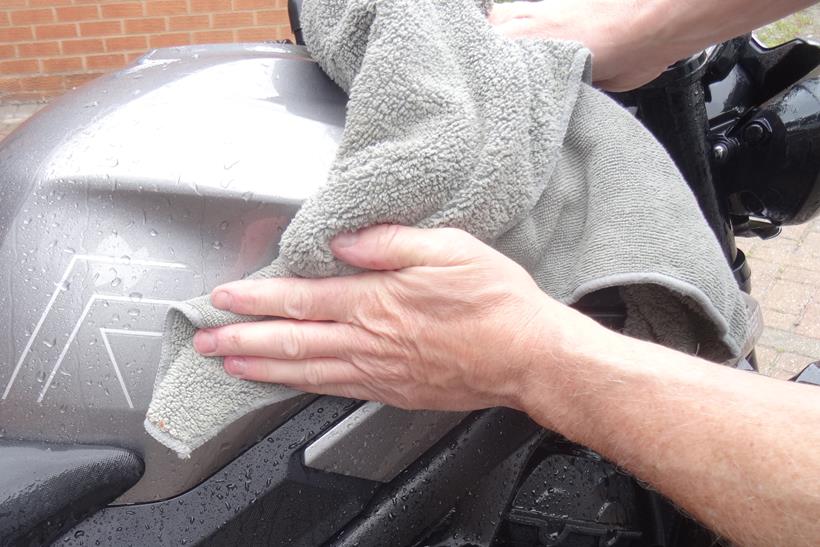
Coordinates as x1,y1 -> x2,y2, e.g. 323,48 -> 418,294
55,397 -> 379,547
0,441 -> 143,546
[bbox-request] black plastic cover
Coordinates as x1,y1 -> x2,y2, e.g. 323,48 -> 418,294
792,362 -> 820,386
0,440 -> 143,546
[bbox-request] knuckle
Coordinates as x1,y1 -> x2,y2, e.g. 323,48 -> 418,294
377,224 -> 403,251
280,323 -> 303,359
283,286 -> 310,319
303,363 -> 324,387
226,329 -> 244,350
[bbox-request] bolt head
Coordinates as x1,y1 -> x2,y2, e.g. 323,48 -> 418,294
712,143 -> 729,163
743,122 -> 767,144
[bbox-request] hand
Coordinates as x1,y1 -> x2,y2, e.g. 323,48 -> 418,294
192,225 -> 591,413
489,1 -> 672,91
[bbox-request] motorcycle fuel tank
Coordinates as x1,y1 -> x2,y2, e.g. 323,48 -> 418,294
0,43 -> 347,503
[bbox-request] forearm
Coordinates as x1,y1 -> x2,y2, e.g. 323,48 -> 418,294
642,0 -> 817,66
522,306 -> 820,547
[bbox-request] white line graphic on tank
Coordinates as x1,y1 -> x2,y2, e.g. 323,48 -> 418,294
2,254 -> 188,400
37,294 -> 177,402
100,328 -> 163,409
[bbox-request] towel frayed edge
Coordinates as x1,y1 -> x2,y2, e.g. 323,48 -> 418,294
144,418 -> 192,459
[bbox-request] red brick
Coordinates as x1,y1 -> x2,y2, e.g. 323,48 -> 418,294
28,0 -> 71,6
20,75 -> 64,92
3,91 -> 61,102
274,27 -> 293,41
236,27 -> 277,42
1,0 -> 26,8
42,56 -> 83,73
0,45 -> 14,58
212,12 -> 254,28
0,12 -> 8,26
255,9 -> 289,26
168,15 -> 209,31
193,30 -> 233,44
0,77 -> 21,93
62,38 -> 104,54
80,20 -> 122,37
125,52 -> 143,63
35,23 -> 77,40
0,27 -> 34,43
10,8 -> 54,26
146,1 -> 189,16
100,3 -> 144,18
0,59 -> 39,75
149,32 -> 191,48
190,0 -> 231,13
234,0 -> 276,9
86,53 -> 125,70
17,41 -> 60,57
124,17 -> 166,33
66,72 -> 102,88
55,5 -> 99,22
105,35 -> 148,52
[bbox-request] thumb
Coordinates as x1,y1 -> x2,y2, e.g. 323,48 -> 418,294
330,225 -> 478,271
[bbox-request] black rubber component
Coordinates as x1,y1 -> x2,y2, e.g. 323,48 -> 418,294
792,362 -> 820,386
329,408 -> 542,547
499,441 -> 643,547
288,0 -> 305,45
56,397 -> 379,547
0,440 -> 143,547
421,432 -> 548,547
631,56 -> 736,264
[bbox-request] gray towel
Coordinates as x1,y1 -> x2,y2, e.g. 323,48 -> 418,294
145,0 -> 753,458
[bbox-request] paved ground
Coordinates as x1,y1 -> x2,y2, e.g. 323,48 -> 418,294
745,222 -> 820,378
1,105 -> 817,379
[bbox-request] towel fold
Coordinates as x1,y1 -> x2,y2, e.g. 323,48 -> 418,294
146,0 -> 753,458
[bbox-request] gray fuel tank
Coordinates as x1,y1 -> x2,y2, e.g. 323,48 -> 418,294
0,44 -> 346,502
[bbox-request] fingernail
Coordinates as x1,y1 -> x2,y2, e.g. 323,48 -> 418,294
225,357 -> 247,378
212,290 -> 232,310
332,231 -> 359,248
193,331 -> 216,354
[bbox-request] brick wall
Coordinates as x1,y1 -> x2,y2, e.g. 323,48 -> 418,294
0,1 -> 292,104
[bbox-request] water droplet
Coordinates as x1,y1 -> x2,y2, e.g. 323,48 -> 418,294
127,308 -> 140,318
150,229 -> 159,237
42,338 -> 56,348
110,277 -> 122,288
212,241 -> 223,250
218,220 -> 229,231
129,291 -> 142,301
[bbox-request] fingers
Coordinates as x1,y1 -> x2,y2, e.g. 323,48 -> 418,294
194,320 -> 364,360
211,276 -> 367,321
223,356 -> 365,387
330,225 -> 481,271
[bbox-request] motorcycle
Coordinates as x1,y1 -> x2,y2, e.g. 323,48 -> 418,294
1,2 -> 819,545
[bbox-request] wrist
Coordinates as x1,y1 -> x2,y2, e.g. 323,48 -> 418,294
513,296 -> 624,432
